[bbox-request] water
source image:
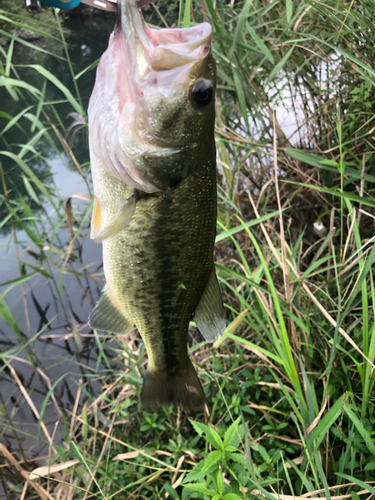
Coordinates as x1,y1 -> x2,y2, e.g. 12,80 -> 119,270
0,7 -> 118,492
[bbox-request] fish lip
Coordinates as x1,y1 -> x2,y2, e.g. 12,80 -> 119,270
118,0 -> 151,84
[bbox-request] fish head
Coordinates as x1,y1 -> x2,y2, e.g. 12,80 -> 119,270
137,22 -> 216,148
89,0 -> 216,193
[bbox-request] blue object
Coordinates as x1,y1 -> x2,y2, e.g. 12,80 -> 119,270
39,0 -> 81,8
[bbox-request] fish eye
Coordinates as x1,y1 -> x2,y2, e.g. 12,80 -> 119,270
190,80 -> 213,108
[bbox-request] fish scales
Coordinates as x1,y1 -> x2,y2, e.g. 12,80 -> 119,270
88,0 -> 225,410
96,149 -> 216,367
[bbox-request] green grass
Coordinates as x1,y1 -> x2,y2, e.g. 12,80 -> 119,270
1,0 -> 375,498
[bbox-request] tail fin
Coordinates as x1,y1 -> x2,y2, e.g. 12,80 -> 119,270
141,359 -> 205,411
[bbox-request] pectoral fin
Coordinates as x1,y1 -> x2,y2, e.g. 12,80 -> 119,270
91,193 -> 137,242
90,196 -> 103,240
89,287 -> 133,334
194,267 -> 225,343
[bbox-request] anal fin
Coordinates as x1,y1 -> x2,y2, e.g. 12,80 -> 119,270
89,287 -> 133,334
194,266 -> 225,343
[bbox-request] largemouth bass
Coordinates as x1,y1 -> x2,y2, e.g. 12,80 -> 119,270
88,0 -> 225,410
